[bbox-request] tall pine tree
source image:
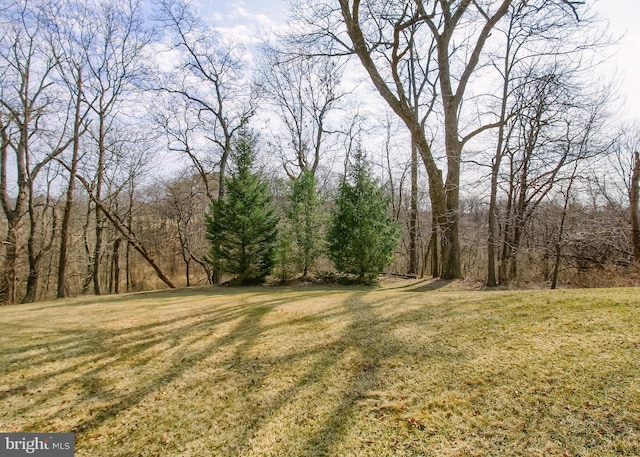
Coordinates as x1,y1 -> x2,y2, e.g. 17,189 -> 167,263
327,149 -> 399,283
206,130 -> 279,285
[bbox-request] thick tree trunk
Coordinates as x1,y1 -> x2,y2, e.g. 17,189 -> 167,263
81,200 -> 94,294
0,158 -> 28,304
93,202 -> 103,295
1,110 -> 29,303
22,180 -> 57,303
1,227 -> 20,304
112,237 -> 121,294
126,240 -> 131,291
93,109 -> 107,296
212,152 -> 229,285
509,224 -> 522,282
499,170 -> 515,283
57,70 -> 83,299
126,182 -> 134,291
57,191 -> 76,298
430,214 -> 439,278
440,217 -> 461,279
22,203 -> 39,304
440,194 -> 462,279
488,154 -> 506,285
408,138 -> 419,275
440,115 -> 463,280
487,186 -> 499,287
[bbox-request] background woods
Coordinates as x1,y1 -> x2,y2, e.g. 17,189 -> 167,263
1,0 -> 638,304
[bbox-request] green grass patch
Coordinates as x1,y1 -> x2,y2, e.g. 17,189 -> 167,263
1,280 -> 639,456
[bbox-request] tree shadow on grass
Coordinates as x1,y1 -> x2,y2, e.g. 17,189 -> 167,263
407,278 -> 455,292
26,285 -> 257,310
211,290 -> 464,457
1,293 -> 292,432
293,293 -> 397,456
1,286 -> 468,456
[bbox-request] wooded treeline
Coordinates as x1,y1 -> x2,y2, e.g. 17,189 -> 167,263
1,0 -> 639,304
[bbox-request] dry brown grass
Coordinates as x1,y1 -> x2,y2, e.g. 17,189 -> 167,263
1,280 -> 639,456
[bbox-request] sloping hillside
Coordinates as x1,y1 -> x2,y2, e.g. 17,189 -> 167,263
1,281 -> 639,456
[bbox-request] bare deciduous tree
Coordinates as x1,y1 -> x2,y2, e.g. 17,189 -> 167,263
291,0 -> 555,278
497,67 -> 609,284
258,46 -> 346,178
0,0 -> 73,303
610,125 -> 640,262
485,0 -> 605,286
155,0 -> 257,284
160,173 -> 211,286
44,0 -> 94,298
155,0 -> 257,199
77,0 -> 149,295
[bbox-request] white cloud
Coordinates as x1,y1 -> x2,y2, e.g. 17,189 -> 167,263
230,6 -> 251,18
593,0 -> 640,119
147,41 -> 183,73
194,0 -> 284,46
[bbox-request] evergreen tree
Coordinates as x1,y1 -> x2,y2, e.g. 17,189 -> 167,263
287,169 -> 324,277
273,219 -> 297,283
205,130 -> 279,285
327,150 -> 400,283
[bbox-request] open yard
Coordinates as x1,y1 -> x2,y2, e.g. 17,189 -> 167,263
1,279 -> 639,456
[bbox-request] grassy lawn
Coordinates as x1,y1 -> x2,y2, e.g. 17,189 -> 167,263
1,279 -> 639,456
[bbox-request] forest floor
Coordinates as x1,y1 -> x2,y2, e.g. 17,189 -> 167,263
1,279 -> 639,456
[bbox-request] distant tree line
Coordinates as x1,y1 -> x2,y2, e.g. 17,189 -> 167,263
1,0 -> 639,304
